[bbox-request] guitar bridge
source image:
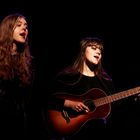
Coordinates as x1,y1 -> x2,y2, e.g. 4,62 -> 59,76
62,110 -> 70,124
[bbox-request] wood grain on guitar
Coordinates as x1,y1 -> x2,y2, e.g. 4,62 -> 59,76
47,87 -> 140,136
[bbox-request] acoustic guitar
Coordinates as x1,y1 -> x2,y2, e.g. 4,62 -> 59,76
47,87 -> 140,136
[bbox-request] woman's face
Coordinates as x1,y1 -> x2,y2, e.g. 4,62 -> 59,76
13,17 -> 28,43
84,44 -> 102,65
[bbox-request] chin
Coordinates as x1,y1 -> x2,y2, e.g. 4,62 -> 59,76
93,61 -> 98,65
18,40 -> 26,43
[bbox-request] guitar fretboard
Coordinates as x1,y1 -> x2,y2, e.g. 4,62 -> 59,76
94,86 -> 140,107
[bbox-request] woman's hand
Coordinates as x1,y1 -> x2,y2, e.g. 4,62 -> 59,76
64,100 -> 89,113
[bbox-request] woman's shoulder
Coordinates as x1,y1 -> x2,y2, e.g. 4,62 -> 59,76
56,71 -> 80,83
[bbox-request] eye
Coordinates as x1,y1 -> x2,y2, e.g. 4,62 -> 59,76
17,24 -> 21,27
91,46 -> 96,50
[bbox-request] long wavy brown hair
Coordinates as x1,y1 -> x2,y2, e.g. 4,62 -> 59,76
0,13 -> 33,86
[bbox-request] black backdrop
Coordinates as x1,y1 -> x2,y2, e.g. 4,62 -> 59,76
1,0 -> 140,138
1,0 -> 140,90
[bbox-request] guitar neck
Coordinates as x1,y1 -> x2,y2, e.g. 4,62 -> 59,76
94,86 -> 140,107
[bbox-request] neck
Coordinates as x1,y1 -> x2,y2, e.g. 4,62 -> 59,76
82,62 -> 95,77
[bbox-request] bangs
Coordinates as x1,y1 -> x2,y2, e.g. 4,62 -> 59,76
87,42 -> 103,51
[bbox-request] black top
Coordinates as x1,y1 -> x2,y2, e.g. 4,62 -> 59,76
0,77 -> 32,138
44,72 -> 140,139
47,73 -> 115,110
46,72 -> 117,139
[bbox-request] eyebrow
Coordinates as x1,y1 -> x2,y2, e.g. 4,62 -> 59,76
89,44 -> 103,51
17,20 -> 27,25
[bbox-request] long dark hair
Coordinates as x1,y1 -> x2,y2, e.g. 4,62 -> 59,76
57,37 -> 112,85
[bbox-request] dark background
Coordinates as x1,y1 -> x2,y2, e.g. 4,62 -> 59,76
1,0 -> 140,138
1,0 -> 140,91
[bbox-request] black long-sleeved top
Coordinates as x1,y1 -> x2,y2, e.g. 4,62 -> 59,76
45,72 -> 117,139
45,72 -> 140,139
0,78 -> 32,138
47,72 -> 115,110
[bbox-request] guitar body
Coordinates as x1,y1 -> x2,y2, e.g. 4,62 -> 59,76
47,88 -> 111,136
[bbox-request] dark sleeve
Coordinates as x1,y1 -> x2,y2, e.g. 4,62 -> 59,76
0,80 -> 7,113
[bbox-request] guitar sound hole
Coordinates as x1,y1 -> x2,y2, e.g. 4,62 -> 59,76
83,99 -> 95,111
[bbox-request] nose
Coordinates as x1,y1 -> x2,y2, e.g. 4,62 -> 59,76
96,48 -> 101,55
22,26 -> 27,31
21,24 -> 27,31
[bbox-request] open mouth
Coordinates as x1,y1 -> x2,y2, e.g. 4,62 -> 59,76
94,55 -> 99,59
19,32 -> 26,38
